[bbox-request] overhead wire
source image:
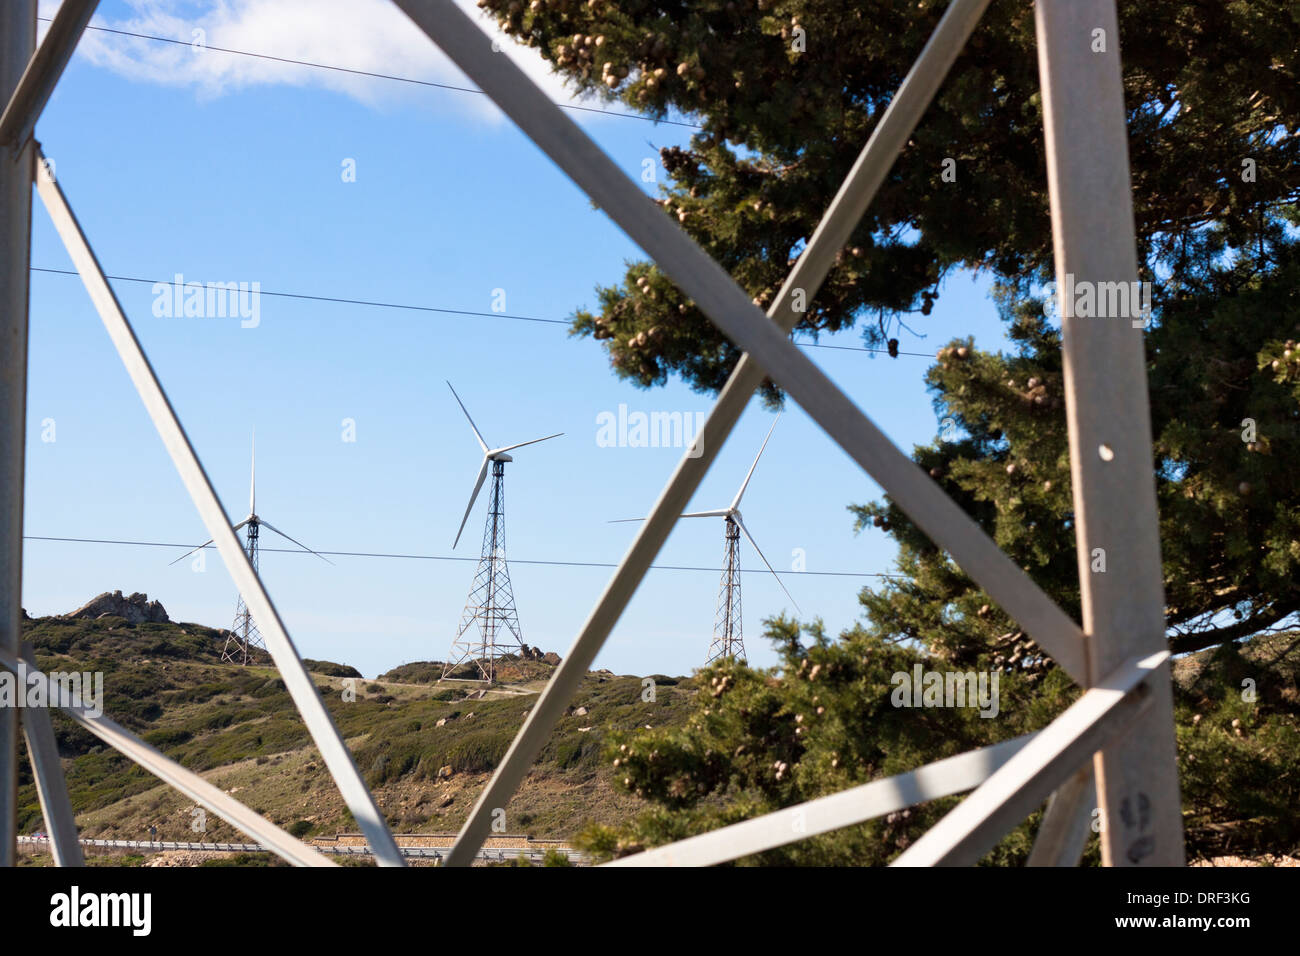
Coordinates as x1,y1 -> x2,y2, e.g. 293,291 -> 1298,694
30,266 -> 932,357
25,17 -> 925,585
42,18 -> 703,129
24,534 -> 900,579
33,20 -> 933,358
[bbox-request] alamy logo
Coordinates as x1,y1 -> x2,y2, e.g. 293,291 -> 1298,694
0,661 -> 103,718
151,273 -> 261,328
1043,272 -> 1153,328
891,664 -> 1000,718
49,886 -> 152,936
596,404 -> 705,457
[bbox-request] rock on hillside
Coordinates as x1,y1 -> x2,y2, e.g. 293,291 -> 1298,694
63,590 -> 169,625
519,644 -> 562,666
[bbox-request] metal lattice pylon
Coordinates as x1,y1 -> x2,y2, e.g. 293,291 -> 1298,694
0,0 -> 1187,870
612,414 -> 794,664
443,459 -> 525,682
384,0 -> 1185,868
170,437 -> 332,669
222,520 -> 266,666
707,517 -> 744,663
0,0 -> 404,866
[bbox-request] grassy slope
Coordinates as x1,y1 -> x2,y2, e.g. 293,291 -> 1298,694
16,615 -> 695,846
19,613 -> 1295,863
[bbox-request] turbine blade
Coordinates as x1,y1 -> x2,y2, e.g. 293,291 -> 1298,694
733,515 -> 801,614
494,432 -> 564,455
249,430 -> 256,515
447,382 -> 489,453
731,414 -> 781,510
168,517 -> 250,566
453,456 -> 491,549
260,520 -> 334,565
611,509 -> 726,523
168,538 -> 214,567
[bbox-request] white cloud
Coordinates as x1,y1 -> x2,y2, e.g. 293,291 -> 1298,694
45,0 -> 604,123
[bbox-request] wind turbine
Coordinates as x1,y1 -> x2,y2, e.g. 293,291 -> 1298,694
443,382 -> 563,682
612,415 -> 798,663
170,435 -> 331,665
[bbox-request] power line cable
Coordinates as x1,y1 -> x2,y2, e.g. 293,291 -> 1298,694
30,266 -> 932,357
44,18 -> 702,129
31,266 -> 569,327
35,23 -> 936,358
24,534 -> 900,579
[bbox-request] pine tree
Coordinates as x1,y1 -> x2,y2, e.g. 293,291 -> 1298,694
482,0 -> 1299,397
481,2 -> 1300,862
857,212 -> 1300,668
578,619 -> 1300,864
482,0 -> 1300,660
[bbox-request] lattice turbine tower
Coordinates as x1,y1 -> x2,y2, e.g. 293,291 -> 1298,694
614,416 -> 798,664
171,436 -> 332,666
708,516 -> 745,662
225,515 -> 264,665
442,383 -> 562,682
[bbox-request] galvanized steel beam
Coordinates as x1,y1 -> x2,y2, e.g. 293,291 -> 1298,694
33,150 -> 405,867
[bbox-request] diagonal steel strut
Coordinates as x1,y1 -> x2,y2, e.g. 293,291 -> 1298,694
0,0 -> 99,153
892,651 -> 1167,866
608,733 -> 1036,867
18,643 -> 83,866
0,647 -> 333,867
34,148 -> 405,868
389,0 -> 1099,865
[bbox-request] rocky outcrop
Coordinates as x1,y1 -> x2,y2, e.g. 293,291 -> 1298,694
519,644 -> 561,665
64,590 -> 169,625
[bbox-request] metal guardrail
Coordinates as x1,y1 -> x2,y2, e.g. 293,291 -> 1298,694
17,835 -> 586,864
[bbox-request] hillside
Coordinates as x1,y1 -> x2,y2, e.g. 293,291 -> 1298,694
14,612 -> 696,857
15,606 -> 1297,866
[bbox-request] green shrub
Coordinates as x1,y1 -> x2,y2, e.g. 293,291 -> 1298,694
142,728 -> 193,748
303,659 -> 362,678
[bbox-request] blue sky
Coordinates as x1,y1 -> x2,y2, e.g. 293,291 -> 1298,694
23,0 -> 1013,678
